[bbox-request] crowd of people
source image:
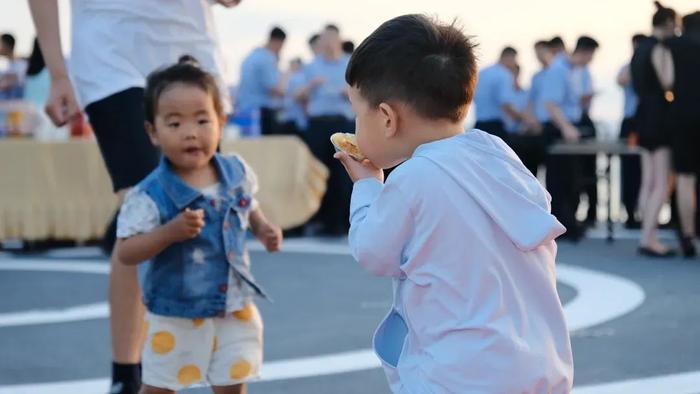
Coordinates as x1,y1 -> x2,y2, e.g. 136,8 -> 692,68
233,25 -> 357,236
470,2 -> 700,258
629,2 -> 700,258
473,35 -> 599,243
0,33 -> 27,100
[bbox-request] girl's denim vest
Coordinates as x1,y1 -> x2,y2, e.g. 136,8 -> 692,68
137,154 -> 267,319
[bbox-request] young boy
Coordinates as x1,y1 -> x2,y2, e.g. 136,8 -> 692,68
334,14 -> 573,393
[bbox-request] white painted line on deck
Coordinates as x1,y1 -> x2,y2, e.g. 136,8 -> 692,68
0,240 -> 650,392
556,264 -> 645,332
573,370 -> 700,394
3,364 -> 700,394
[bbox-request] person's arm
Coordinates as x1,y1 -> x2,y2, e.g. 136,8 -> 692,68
294,76 -> 325,101
0,74 -> 18,90
501,103 -> 522,123
617,66 -> 631,87
501,89 -> 541,134
545,102 -> 579,142
335,152 -> 411,278
249,208 -> 282,252
497,72 -> 523,122
117,208 -> 205,265
542,68 -> 580,141
27,0 -> 79,126
580,69 -> 594,110
261,60 -> 285,98
235,155 -> 282,252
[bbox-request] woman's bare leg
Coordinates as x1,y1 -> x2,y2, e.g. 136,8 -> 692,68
640,148 -> 672,252
676,173 -> 697,238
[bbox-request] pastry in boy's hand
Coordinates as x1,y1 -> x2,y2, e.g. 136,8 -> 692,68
330,132 -> 365,161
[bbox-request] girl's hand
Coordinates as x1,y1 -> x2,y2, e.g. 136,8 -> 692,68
334,152 -> 384,183
167,208 -> 205,242
257,222 -> 283,252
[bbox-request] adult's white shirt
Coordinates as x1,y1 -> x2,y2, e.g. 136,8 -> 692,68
69,0 -> 230,110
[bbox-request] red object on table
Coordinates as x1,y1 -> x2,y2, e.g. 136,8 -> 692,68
70,112 -> 93,138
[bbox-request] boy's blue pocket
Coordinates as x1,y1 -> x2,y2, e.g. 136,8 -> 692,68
373,309 -> 408,368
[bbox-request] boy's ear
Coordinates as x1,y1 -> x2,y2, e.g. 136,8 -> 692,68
378,102 -> 398,138
144,121 -> 160,146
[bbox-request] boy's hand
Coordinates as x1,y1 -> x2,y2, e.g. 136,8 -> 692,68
334,152 -> 384,183
257,222 -> 283,252
167,208 -> 205,242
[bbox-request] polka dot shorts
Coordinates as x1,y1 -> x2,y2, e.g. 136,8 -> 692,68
142,303 -> 263,390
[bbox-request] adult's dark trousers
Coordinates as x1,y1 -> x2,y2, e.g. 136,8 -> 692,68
619,117 -> 641,222
260,107 -> 280,136
474,119 -> 509,142
577,113 -> 598,223
543,123 -> 581,233
85,87 -> 160,251
305,115 -> 354,235
508,133 -> 548,177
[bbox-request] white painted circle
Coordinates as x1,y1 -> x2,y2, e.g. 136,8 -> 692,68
0,240 -> 647,392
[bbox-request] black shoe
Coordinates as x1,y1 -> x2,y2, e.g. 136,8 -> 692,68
108,381 -> 140,394
679,236 -> 697,258
110,362 -> 141,394
625,218 -> 641,230
638,246 -> 677,258
659,221 -> 677,230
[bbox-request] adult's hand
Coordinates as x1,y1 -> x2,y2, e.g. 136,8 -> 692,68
561,124 -> 581,143
45,75 -> 80,127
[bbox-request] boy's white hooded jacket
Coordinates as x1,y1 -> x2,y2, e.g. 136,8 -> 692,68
349,129 -> 573,393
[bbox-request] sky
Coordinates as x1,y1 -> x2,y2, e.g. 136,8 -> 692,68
1,0 -> 699,130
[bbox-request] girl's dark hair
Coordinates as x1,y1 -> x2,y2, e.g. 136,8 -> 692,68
144,55 -> 224,123
26,38 -> 45,76
652,1 -> 676,27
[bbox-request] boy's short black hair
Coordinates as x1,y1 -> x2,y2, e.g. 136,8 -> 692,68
270,26 -> 286,41
346,14 -> 477,123
500,46 -> 517,58
325,24 -> 340,33
1,34 -> 15,51
144,55 -> 224,124
574,35 -> 599,52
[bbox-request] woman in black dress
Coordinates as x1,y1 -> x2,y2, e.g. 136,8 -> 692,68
631,1 -> 678,257
666,11 -> 700,257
